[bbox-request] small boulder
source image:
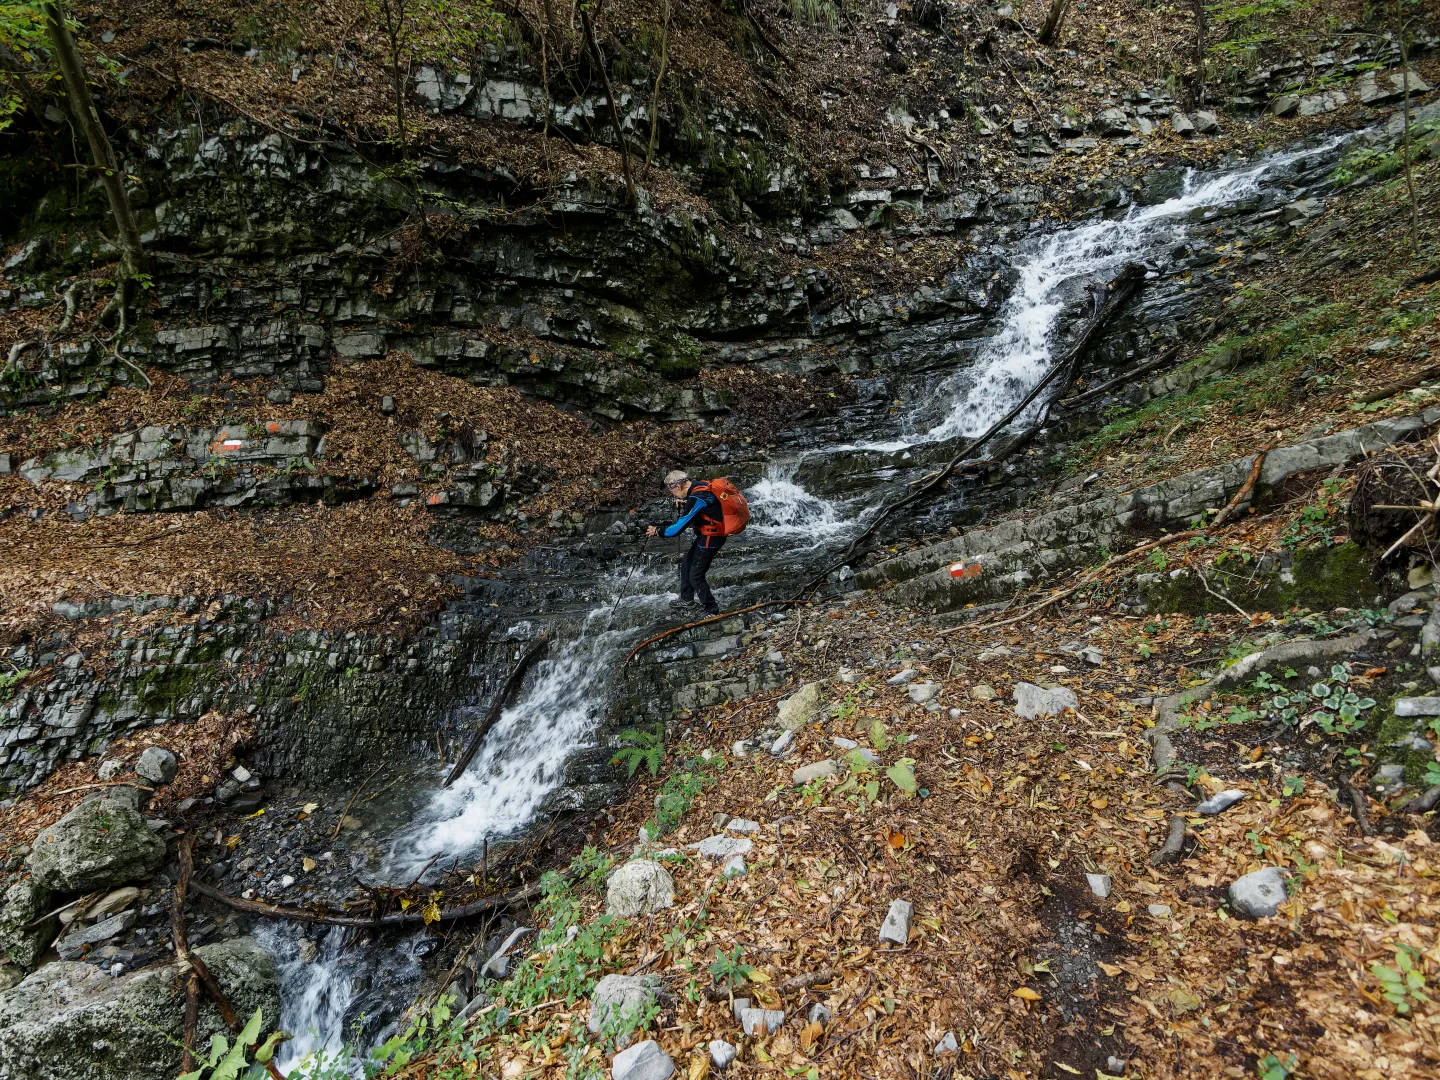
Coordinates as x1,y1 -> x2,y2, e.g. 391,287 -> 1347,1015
86,887 -> 141,922
1147,904 -> 1173,918
722,855 -> 747,878
969,683 -> 997,702
710,1039 -> 737,1069
612,1040 -> 674,1080
1012,683 -> 1078,719
96,759 -> 126,782
1086,873 -> 1113,900
1268,94 -> 1299,117
26,789 -> 166,894
606,861 -> 675,918
1096,108 -> 1132,136
1196,789 -> 1247,815
1395,697 -> 1440,717
776,682 -> 826,731
135,747 -> 177,786
1171,112 -> 1196,136
792,760 -> 837,786
1192,110 -> 1220,134
886,669 -> 918,686
57,911 -> 136,961
907,682 -> 940,704
689,836 -> 752,859
588,974 -> 662,1040
0,936 -> 280,1080
807,1003 -> 832,1025
879,898 -> 913,945
1228,867 -> 1288,917
740,1007 -> 786,1035
725,817 -> 761,835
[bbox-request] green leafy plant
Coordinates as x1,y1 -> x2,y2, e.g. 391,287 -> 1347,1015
708,947 -> 755,993
1255,1052 -> 1297,1080
886,758 -> 918,795
178,1007 -> 287,1080
612,724 -> 666,778
1281,774 -> 1306,797
0,668 -> 28,700
1371,945 -> 1431,1014
652,751 -> 724,833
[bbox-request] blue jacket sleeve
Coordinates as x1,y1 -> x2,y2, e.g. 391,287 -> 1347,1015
663,495 -> 706,537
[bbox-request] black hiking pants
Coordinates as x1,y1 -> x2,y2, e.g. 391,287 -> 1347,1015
680,538 -> 725,615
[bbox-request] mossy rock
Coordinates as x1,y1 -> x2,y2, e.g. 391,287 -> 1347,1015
25,788 -> 166,894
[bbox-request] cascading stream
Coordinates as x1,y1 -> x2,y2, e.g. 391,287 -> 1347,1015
272,135 -> 1349,1075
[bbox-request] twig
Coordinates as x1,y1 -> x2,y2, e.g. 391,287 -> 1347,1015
1059,346 -> 1182,407
1344,781 -> 1375,837
330,764 -> 384,841
1357,362 -> 1440,405
1209,439 -> 1275,528
24,889 -> 102,929
1198,568 -> 1250,618
172,835 -> 201,1073
1147,815 -> 1189,866
42,780 -> 155,797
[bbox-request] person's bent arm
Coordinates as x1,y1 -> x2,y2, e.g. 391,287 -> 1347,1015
662,495 -> 706,538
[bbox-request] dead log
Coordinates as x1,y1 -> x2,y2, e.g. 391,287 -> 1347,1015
1210,440 -> 1275,528
1344,781 -> 1375,836
1148,815 -> 1189,866
445,638 -> 549,787
1398,784 -> 1440,814
1059,346 -> 1181,408
189,875 -> 549,928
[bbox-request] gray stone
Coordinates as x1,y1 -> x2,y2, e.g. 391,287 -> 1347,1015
612,1040 -> 674,1080
770,731 -> 794,756
688,835 -> 753,859
1171,112 -> 1195,136
1228,867 -> 1288,917
969,683 -> 997,701
721,855 -> 747,878
879,898 -> 913,945
1147,904 -> 1173,918
1268,94 -> 1299,116
57,911 -> 136,960
1396,697 -> 1440,717
1086,873 -> 1112,899
710,1038 -> 737,1069
907,681 -> 940,704
0,881 -> 53,970
740,1007 -> 786,1035
725,817 -> 761,834
1282,198 -> 1323,224
730,997 -> 750,1021
792,760 -> 837,786
95,759 -> 125,782
587,974 -> 661,1037
1196,789 -> 1247,814
830,209 -> 861,231
1192,110 -> 1220,133
26,790 -> 166,893
1080,647 -> 1104,666
807,1003 -> 832,1025
1096,108 -> 1131,136
606,860 -> 675,917
0,937 -> 280,1080
776,682 -> 826,731
886,668 -> 918,685
135,747 -> 177,785
935,1031 -> 959,1054
1012,682 -> 1078,719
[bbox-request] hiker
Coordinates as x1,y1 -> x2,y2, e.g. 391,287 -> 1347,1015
647,470 -> 748,616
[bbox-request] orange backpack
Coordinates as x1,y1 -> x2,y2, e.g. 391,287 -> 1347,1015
707,477 -> 750,536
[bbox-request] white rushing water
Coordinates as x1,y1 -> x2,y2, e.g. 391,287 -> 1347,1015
855,140 -> 1340,451
746,463 -> 851,544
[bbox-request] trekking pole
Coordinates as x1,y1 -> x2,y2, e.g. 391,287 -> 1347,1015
605,532 -> 650,632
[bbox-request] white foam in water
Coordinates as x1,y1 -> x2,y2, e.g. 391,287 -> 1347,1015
856,141 -> 1342,448
747,465 -> 849,543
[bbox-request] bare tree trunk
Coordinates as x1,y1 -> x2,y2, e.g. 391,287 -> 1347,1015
580,3 -> 636,206
1037,0 -> 1069,46
1396,6 -> 1420,255
41,1 -> 144,307
645,0 -> 671,169
1192,0 -> 1206,106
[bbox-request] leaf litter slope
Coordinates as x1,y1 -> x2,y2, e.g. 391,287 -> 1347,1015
398,588 -> 1440,1080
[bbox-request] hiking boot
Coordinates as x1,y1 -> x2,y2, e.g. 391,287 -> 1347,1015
669,597 -> 693,611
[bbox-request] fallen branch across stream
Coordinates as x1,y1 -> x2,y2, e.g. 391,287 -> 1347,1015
189,874 -> 551,928
625,262 -> 1148,664
444,637 -> 549,787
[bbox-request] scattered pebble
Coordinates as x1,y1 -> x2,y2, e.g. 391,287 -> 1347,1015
879,898 -> 914,945
1196,789 -> 1247,815
1229,867 -> 1288,917
1086,873 -> 1113,899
